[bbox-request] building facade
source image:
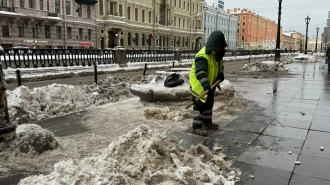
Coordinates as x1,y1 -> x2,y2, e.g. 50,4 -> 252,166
282,32 -> 295,50
0,0 -> 97,49
95,0 -> 205,50
323,11 -> 330,49
228,8 -> 282,50
291,31 -> 305,51
204,4 -> 238,50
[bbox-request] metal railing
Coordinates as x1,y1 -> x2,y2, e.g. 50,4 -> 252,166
1,49 -> 115,68
126,49 -> 175,63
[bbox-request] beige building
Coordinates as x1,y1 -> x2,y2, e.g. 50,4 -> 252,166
95,0 -> 205,50
282,32 -> 295,50
0,0 -> 97,49
291,31 -> 305,51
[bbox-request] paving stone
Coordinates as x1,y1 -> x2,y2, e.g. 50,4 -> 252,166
263,124 -> 308,141
202,138 -> 248,157
224,120 -> 268,134
287,102 -> 318,109
316,104 -> 330,111
252,135 -> 304,154
210,129 -> 259,145
270,117 -> 311,129
317,100 -> 330,105
289,99 -> 319,105
276,112 -> 313,122
314,109 -> 330,117
167,131 -> 206,150
237,146 -> 298,172
281,106 -> 315,115
310,115 -> 330,132
294,154 -> 330,181
234,114 -> 275,124
36,111 -> 89,137
232,160 -> 291,185
289,173 -> 330,185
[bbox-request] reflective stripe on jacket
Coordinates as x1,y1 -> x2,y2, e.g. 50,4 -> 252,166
190,47 -> 223,103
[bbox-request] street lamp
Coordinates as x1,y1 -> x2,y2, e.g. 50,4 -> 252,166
304,15 -> 311,54
321,32 -> 324,51
315,27 -> 320,53
228,14 -> 234,50
275,0 -> 282,61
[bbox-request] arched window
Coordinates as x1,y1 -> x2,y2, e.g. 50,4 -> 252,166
135,33 -> 139,46
128,32 -> 131,46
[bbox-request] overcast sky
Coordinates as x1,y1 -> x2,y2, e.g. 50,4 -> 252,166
205,0 -> 329,38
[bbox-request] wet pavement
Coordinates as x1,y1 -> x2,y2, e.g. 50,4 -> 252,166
169,60 -> 330,184
2,58 -> 330,184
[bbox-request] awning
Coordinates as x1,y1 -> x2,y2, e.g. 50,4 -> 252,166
80,42 -> 92,46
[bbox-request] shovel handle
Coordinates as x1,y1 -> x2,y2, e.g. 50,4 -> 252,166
185,79 -> 221,109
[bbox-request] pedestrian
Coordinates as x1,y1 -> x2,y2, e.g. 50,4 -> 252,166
189,31 -> 227,136
326,44 -> 330,72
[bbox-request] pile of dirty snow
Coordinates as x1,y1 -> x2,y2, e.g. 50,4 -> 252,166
18,124 -> 240,185
293,54 -> 317,62
6,75 -> 152,124
243,61 -> 287,72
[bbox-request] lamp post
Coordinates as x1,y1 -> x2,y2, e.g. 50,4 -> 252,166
227,14 -> 234,50
321,33 -> 324,51
275,0 -> 282,61
315,27 -> 319,53
304,15 -> 311,54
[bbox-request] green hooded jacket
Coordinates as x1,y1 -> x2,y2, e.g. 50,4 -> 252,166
189,31 -> 227,102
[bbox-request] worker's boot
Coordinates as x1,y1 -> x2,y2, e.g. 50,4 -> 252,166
203,122 -> 219,130
192,128 -> 208,136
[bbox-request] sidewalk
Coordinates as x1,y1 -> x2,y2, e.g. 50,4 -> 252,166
168,61 -> 330,185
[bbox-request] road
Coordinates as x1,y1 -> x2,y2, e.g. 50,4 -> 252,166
6,58 -> 250,91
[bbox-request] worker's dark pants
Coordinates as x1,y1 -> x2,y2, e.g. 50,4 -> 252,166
192,89 -> 215,129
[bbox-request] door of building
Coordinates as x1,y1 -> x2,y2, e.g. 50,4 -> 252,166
108,32 -> 115,48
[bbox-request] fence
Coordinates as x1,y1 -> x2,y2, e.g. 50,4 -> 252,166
0,48 -> 300,69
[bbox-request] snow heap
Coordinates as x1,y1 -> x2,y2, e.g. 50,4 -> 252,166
6,75 -> 152,124
13,124 -> 59,154
7,84 -> 93,124
18,124 -> 240,185
243,61 -> 287,72
293,54 -> 318,62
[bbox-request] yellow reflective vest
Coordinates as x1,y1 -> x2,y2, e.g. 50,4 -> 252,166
190,47 -> 223,103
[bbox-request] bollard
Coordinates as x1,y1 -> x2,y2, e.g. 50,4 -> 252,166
173,61 -> 175,68
16,69 -> 21,87
143,63 -> 147,76
93,62 -> 97,84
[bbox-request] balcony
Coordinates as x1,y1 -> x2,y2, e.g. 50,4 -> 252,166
75,0 -> 98,5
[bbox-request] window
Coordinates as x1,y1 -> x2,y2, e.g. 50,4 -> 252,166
20,0 -> 24,7
29,0 -> 35,8
1,21 -> 9,37
237,29 -> 239,33
243,22 -> 245,26
135,8 -> 138,21
47,0 -> 49,11
142,34 -> 145,46
142,10 -> 145,22
119,4 -> 123,16
192,4 -> 194,11
128,32 -> 131,46
187,2 -> 189,10
99,0 -> 103,15
55,0 -> 60,13
149,11 -> 151,23
135,33 -> 138,46
67,27 -> 72,39
0,0 -> 7,6
56,26 -> 61,39
45,25 -> 50,38
87,5 -> 91,18
79,28 -> 83,40
78,4 -> 82,17
127,7 -> 131,20
109,2 -> 114,15
243,16 -> 246,20
242,36 -> 244,41
18,23 -> 24,37
183,1 -> 185,9
179,0 -> 181,8
66,1 -> 71,15
242,28 -> 245,33
159,0 -> 165,25
88,29 -> 91,40
40,0 -> 43,10
32,24 -> 38,38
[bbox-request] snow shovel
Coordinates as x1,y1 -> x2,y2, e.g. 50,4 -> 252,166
185,79 -> 221,109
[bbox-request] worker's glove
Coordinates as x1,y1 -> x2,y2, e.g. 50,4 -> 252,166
217,72 -> 225,82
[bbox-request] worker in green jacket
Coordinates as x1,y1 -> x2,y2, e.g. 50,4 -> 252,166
190,31 -> 227,136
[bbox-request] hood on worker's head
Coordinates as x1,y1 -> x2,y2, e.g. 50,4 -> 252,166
205,31 -> 228,54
